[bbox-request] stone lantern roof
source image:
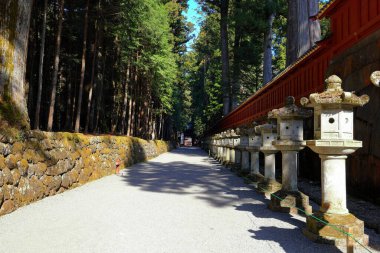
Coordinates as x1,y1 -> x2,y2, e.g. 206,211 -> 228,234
235,127 -> 250,136
269,96 -> 312,120
229,129 -> 238,137
300,75 -> 369,108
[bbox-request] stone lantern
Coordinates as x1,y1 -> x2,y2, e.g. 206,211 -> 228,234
246,122 -> 264,184
224,130 -> 232,165
215,133 -> 221,161
268,96 -> 313,215
236,127 -> 250,173
219,131 -> 227,163
255,122 -> 281,197
232,129 -> 241,169
301,75 -> 370,245
227,129 -> 238,168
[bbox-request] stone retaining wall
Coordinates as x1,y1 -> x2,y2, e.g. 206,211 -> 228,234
0,130 -> 172,216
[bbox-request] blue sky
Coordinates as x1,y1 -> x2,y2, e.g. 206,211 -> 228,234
185,0 -> 203,48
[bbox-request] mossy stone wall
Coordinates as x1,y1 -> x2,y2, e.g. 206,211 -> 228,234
0,130 -> 172,216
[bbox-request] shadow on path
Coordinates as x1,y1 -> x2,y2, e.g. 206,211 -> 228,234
121,147 -> 344,253
235,202 -> 342,253
121,147 -> 257,208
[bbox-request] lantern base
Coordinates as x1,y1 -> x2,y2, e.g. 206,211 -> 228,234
303,211 -> 368,246
257,179 -> 282,198
268,190 -> 312,215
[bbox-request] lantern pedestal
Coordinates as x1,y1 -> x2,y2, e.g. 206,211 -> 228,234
303,141 -> 368,245
240,147 -> 250,174
303,212 -> 368,246
269,140 -> 312,215
246,146 -> 264,185
257,148 -> 281,198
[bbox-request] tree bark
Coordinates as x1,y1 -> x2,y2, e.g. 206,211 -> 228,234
0,0 -> 33,127
263,7 -> 275,84
120,65 -> 130,134
47,0 -> 64,131
126,66 -> 133,136
74,0 -> 89,132
85,18 -> 99,133
231,0 -> 241,110
34,0 -> 48,130
220,0 -> 230,115
286,0 -> 321,66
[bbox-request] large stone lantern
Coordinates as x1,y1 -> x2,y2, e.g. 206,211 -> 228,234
255,122 -> 281,197
268,96 -> 313,215
301,75 -> 370,245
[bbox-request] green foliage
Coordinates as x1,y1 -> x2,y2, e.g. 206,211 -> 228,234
188,0 -> 288,136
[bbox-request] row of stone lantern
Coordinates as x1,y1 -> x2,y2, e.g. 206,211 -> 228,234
206,75 -> 371,246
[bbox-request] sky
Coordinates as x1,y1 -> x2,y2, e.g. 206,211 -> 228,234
185,0 -> 203,48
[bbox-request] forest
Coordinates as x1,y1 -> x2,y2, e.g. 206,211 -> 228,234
0,0 -> 328,140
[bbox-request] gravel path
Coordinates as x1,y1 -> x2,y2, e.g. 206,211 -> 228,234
0,147 -> 377,253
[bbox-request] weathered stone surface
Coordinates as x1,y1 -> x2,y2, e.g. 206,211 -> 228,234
0,200 -> 15,215
3,167 -> 13,185
11,142 -> 25,154
78,166 -> 93,185
2,185 -> 11,201
70,151 -> 80,161
0,172 -> 4,187
0,155 -> 5,168
40,139 -> 53,150
0,187 -> 3,206
46,159 -> 74,176
30,175 -> 45,200
303,212 -> 368,246
6,154 -> 20,169
0,143 -> 11,156
41,175 -> 61,195
61,174 -> 71,188
17,159 -> 29,176
11,170 -> 21,186
48,149 -> 69,161
23,149 -> 45,164
28,163 -> 47,178
79,148 -> 92,158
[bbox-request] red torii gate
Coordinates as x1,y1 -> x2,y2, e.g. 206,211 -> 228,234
208,0 -> 380,133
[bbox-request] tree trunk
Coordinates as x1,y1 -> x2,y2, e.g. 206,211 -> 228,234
34,0 -> 48,130
64,69 -> 72,130
120,65 -> 130,134
286,0 -> 321,66
231,0 -> 241,110
47,0 -> 64,131
126,66 -> 133,136
74,0 -> 89,132
27,7 -> 38,123
220,0 -> 230,115
0,0 -> 33,127
85,18 -> 99,133
94,55 -> 105,132
89,18 -> 104,132
263,7 -> 275,84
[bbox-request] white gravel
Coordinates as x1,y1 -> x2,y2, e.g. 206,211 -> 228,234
0,147 -> 375,253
